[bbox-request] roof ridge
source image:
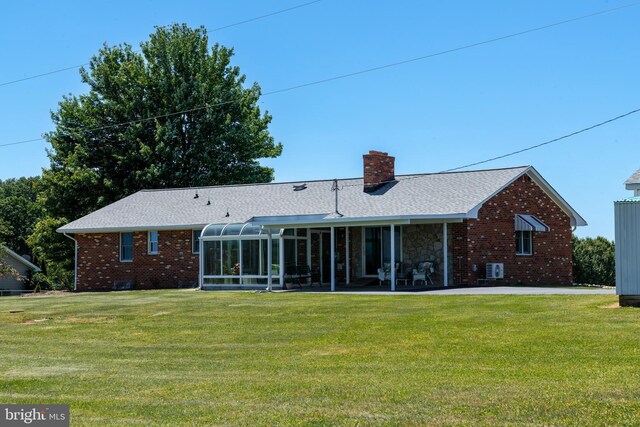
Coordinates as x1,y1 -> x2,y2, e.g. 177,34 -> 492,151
138,165 -> 532,193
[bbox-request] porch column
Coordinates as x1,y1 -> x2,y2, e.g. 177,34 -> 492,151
443,222 -> 448,287
239,240 -> 243,281
330,226 -> 336,292
199,234 -> 204,289
306,230 -> 311,276
390,224 -> 396,291
279,231 -> 285,288
345,226 -> 350,286
267,230 -> 273,292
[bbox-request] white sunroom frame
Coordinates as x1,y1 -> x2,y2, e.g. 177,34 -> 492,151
198,216 -> 454,292
199,222 -> 284,290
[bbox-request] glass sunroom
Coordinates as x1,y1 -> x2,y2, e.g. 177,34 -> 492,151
199,223 -> 280,289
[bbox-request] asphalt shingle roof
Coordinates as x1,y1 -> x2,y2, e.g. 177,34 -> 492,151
58,166 -> 535,232
625,169 -> 640,185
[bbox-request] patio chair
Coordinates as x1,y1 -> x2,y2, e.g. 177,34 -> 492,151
378,263 -> 400,286
377,268 -> 390,286
412,261 -> 434,286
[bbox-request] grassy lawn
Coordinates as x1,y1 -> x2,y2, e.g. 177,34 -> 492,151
0,290 -> 638,426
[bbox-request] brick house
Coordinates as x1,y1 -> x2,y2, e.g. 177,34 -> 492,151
58,151 -> 586,291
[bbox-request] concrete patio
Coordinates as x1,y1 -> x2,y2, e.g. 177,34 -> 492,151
281,285 -> 615,295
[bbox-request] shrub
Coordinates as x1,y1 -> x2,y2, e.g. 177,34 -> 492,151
572,235 -> 615,286
25,271 -> 55,292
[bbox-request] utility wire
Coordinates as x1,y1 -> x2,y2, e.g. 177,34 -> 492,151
1,1 -> 638,148
263,1 -> 640,96
0,0 -> 323,88
0,138 -> 46,148
441,107 -> 640,172
209,0 -> 322,32
335,106 -> 640,189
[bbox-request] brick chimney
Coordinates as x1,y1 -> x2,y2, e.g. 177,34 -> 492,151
363,150 -> 395,192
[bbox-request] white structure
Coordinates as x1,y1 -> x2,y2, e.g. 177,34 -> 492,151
0,246 -> 40,295
615,169 -> 640,306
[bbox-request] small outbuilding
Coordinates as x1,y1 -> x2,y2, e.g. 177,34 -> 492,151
615,169 -> 640,306
0,246 -> 40,296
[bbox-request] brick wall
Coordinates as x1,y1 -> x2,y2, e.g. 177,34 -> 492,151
452,174 -> 573,285
75,230 -> 199,291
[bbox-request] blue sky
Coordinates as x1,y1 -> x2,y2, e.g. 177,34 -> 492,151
0,0 -> 638,239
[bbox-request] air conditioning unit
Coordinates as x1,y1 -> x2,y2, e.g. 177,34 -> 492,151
486,263 -> 504,280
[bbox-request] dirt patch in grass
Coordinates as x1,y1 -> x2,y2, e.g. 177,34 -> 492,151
22,290 -> 72,297
600,302 -> 620,309
5,366 -> 86,378
61,316 -> 112,323
22,318 -> 49,325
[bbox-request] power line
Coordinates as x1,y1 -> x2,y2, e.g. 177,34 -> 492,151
263,1 -> 640,96
0,138 -> 45,148
209,0 -> 322,32
1,1 -> 638,148
0,0 -> 323,88
335,105 -> 640,189
441,107 -> 640,172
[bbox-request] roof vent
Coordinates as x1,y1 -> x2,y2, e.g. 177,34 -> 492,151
194,192 -> 199,199
293,184 -> 307,191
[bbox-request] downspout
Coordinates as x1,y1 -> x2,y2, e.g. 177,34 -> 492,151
63,233 -> 78,292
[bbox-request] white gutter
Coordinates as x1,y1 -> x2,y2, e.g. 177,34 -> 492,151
63,233 -> 78,291
57,223 -> 210,234
250,214 -> 468,228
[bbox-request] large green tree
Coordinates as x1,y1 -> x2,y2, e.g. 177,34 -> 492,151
32,24 -> 282,283
40,23 -> 281,220
0,222 -> 18,279
0,176 -> 44,256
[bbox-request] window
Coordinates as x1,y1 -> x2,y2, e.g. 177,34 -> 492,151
364,226 -> 402,276
516,230 -> 532,255
120,232 -> 133,262
148,231 -> 159,254
192,230 -> 202,254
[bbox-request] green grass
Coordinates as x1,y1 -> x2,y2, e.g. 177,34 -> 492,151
0,290 -> 638,426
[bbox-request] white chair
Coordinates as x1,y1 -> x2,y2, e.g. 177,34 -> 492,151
378,263 -> 401,286
412,261 -> 434,286
377,268 -> 390,286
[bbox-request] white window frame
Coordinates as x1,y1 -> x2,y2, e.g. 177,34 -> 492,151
515,230 -> 532,256
120,232 -> 134,262
148,231 -> 159,255
192,230 -> 201,254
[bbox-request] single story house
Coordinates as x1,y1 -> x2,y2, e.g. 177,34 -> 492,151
615,169 -> 640,306
57,150 -> 586,291
0,246 -> 40,295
